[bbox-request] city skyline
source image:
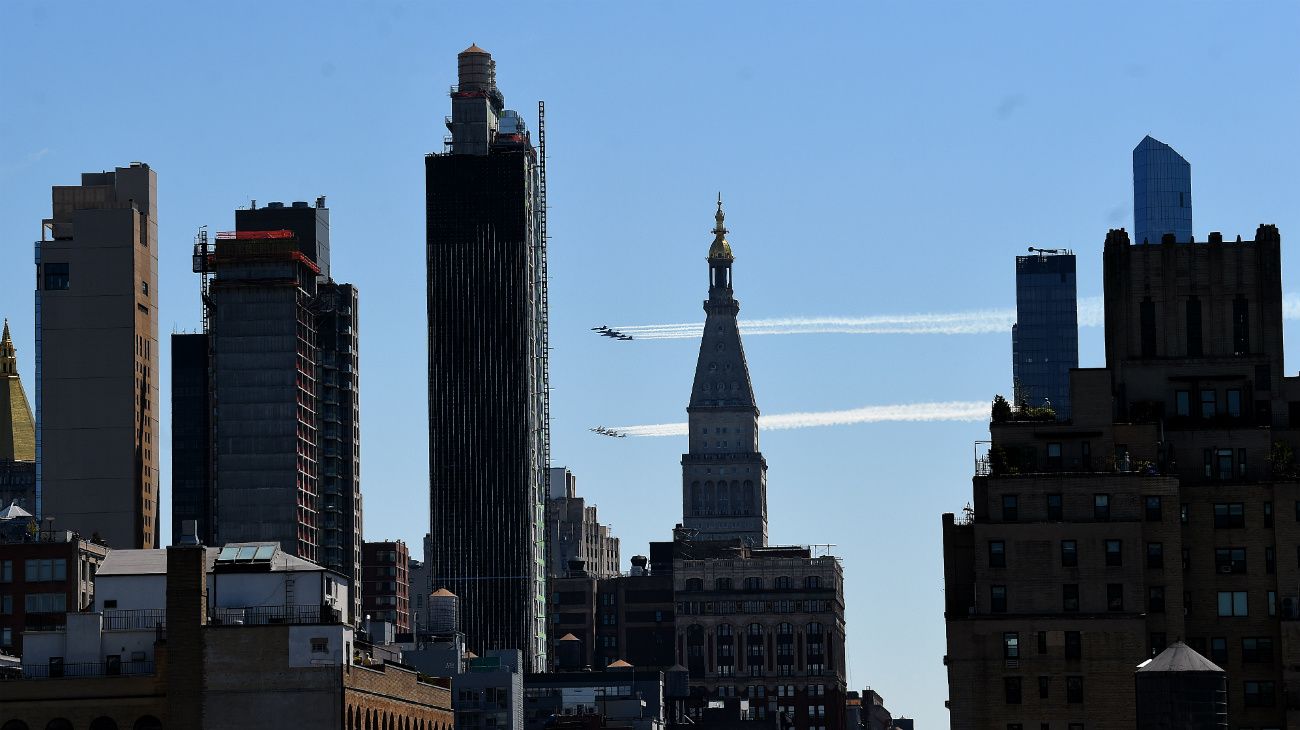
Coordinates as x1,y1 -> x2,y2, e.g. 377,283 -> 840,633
3,2 -> 1299,725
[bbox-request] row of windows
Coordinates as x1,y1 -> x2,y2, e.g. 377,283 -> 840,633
1005,675 -> 1084,704
1174,388 -> 1245,419
1001,494 -> 1118,522
990,538 -> 1282,575
997,495 -> 1298,529
1004,631 -> 1083,659
684,576 -> 822,591
677,599 -> 833,616
989,584 -> 1279,617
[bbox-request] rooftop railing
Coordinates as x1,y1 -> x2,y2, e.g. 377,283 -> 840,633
18,659 -> 154,680
210,604 -> 343,626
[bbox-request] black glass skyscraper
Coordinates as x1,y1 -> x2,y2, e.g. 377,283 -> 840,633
425,45 -> 549,671
1133,135 -> 1192,245
1012,250 -> 1078,419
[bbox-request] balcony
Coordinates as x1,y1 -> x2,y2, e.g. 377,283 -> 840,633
104,609 -> 166,631
210,604 -> 343,626
18,659 -> 155,680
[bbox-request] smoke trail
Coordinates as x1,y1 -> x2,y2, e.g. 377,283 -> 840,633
616,293 -> 1300,340
609,400 -> 989,438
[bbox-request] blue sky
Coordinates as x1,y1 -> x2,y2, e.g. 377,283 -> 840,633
2,1 -> 1298,724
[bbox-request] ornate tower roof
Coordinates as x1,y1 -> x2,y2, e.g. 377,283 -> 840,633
689,197 -> 755,411
0,319 -> 36,462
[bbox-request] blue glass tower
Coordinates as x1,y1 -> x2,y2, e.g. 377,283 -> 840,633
1012,250 -> 1078,419
1133,136 -> 1192,245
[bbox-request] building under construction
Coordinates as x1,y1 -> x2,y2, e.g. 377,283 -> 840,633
173,199 -> 363,623
425,45 -> 550,671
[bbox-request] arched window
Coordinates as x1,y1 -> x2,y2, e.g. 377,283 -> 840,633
730,482 -> 741,514
743,481 -> 755,512
2,720 -> 31,730
717,482 -> 730,514
776,622 -> 794,635
703,481 -> 714,514
807,622 -> 826,676
46,722 -> 73,730
685,578 -> 703,591
716,623 -> 736,675
744,577 -> 763,590
718,623 -> 734,637
804,576 -> 822,589
775,622 -> 795,674
714,577 -> 732,591
89,719 -> 119,730
774,576 -> 792,590
745,623 -> 764,674
686,624 -> 707,679
691,481 -> 702,515
133,718 -> 163,730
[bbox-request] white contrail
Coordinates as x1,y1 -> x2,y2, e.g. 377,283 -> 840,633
618,293 -> 1300,340
610,400 -> 989,438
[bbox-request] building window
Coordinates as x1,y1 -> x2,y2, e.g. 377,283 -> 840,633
1004,632 -> 1019,658
1061,540 -> 1078,567
1242,637 -> 1274,663
311,637 -> 329,653
1004,677 -> 1022,704
1062,584 -> 1079,613
1107,584 -> 1124,611
1268,590 -> 1277,617
1037,631 -> 1047,655
715,578 -> 732,591
1186,297 -> 1202,356
1003,495 -> 1019,522
774,576 -> 791,590
1038,676 -> 1050,699
1210,637 -> 1227,664
989,541 -> 1006,568
804,576 -> 821,590
1226,389 -> 1242,418
1148,586 -> 1165,613
1267,546 -> 1276,574
1265,502 -> 1274,527
1215,548 -> 1247,574
1046,494 -> 1062,521
1244,681 -> 1275,707
1150,633 -> 1167,655
1175,390 -> 1191,417
1147,542 -> 1163,569
25,593 -> 67,613
1064,631 -> 1081,659
43,262 -> 70,290
1233,297 -> 1250,355
1213,503 -> 1245,528
1105,540 -> 1122,567
1181,503 -> 1189,525
1066,676 -> 1083,704
991,586 -> 1007,613
1217,591 -> 1248,617
1143,496 -> 1162,522
1094,494 -> 1110,521
743,577 -> 763,590
0,561 -> 9,583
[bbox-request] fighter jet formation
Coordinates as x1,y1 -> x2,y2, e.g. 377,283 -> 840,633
591,325 -> 633,341
590,426 -> 628,438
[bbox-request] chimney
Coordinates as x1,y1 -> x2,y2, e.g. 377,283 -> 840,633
166,542 -> 208,727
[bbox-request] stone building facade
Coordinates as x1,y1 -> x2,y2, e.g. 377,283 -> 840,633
944,224 -> 1300,729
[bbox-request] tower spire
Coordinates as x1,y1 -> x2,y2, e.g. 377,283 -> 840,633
709,193 -> 734,261
0,319 -> 15,376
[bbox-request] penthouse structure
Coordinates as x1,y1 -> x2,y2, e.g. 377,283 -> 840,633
944,224 -> 1300,729
425,45 -> 550,670
36,163 -> 159,548
547,467 -> 620,580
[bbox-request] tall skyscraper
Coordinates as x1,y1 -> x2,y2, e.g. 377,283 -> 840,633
425,45 -> 550,671
1011,249 -> 1078,418
1133,135 -> 1192,245
174,199 -> 362,621
0,320 -> 36,511
37,164 -> 159,548
681,198 -> 768,546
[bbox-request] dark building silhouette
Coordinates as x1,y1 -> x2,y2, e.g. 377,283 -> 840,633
170,332 -> 210,544
1135,641 -> 1227,730
174,199 -> 363,622
681,199 -> 768,545
1012,249 -> 1077,418
425,45 -> 550,671
944,223 -> 1300,729
1133,136 -> 1192,246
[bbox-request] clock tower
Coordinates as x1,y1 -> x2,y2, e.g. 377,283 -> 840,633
681,196 -> 768,546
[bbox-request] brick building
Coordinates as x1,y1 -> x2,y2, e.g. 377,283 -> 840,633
0,520 -> 107,655
364,539 -> 411,633
943,224 -> 1300,729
